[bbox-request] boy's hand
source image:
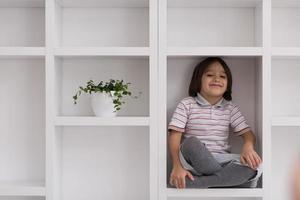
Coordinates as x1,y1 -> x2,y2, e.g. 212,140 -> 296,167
240,143 -> 262,170
170,166 -> 194,189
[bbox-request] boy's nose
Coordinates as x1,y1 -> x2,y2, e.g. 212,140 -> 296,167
214,78 -> 220,82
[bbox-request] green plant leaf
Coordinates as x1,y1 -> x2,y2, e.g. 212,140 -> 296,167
73,79 -> 137,111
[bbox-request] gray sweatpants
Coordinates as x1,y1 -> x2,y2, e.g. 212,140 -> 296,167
175,136 -> 257,188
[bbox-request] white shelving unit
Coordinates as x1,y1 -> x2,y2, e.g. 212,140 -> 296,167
1,0 -> 299,199
271,2 -> 300,200
0,0 -> 157,200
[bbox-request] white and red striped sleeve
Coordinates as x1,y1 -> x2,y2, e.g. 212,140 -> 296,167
168,100 -> 189,133
230,105 -> 251,136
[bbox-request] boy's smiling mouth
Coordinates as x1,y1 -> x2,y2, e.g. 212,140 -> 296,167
209,83 -> 223,87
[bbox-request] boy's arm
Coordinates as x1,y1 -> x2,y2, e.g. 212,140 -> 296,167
168,130 -> 183,168
240,130 -> 262,170
168,130 -> 194,188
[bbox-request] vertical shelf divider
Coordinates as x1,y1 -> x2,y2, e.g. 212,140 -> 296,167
262,0 -> 272,199
158,0 -> 167,199
46,0 -> 58,200
150,0 -> 159,200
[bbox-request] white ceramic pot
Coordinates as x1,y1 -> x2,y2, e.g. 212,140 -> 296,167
90,92 -> 117,117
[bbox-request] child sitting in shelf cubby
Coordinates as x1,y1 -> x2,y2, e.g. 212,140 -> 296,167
168,57 -> 262,188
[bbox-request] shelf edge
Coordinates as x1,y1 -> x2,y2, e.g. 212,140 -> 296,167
54,116 -> 150,126
165,188 -> 263,197
54,47 -> 150,56
167,47 -> 263,56
0,47 -> 45,57
272,116 -> 300,126
0,185 -> 45,196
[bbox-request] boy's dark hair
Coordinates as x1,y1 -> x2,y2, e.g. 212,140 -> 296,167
188,57 -> 232,101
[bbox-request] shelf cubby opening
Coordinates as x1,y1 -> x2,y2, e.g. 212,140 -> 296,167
166,56 -> 263,188
54,56 -> 149,117
0,58 -> 45,188
272,57 -> 300,117
53,126 -> 149,200
53,0 -> 149,47
271,127 -> 300,200
0,1 -> 45,47
272,0 -> 300,47
166,0 -> 262,47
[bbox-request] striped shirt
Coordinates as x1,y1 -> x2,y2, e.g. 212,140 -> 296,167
168,93 -> 251,153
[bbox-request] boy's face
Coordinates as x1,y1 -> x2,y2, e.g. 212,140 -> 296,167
200,62 -> 228,99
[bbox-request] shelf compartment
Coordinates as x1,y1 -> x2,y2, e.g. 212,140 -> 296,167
0,182 -> 45,196
167,47 -> 263,56
53,126 -> 149,200
272,58 -> 300,117
272,116 -> 300,127
166,188 -> 263,198
0,58 -> 45,192
272,1 -> 300,47
53,56 -> 149,117
55,116 -> 150,126
53,0 -> 149,47
165,56 -> 263,187
0,2 -> 45,47
271,127 -> 300,200
54,47 -> 150,56
166,0 -> 262,47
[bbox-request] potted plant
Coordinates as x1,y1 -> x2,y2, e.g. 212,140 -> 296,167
73,79 -> 135,117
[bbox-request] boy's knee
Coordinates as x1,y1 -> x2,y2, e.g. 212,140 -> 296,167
184,136 -> 205,147
181,136 -> 205,154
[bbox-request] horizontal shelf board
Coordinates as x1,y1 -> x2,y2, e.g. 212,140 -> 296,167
0,47 -> 45,57
168,0 -> 261,8
167,47 -> 263,56
0,183 -> 45,196
55,116 -> 150,126
56,0 -> 148,8
166,188 -> 263,197
0,0 -> 44,8
54,47 -> 150,56
272,116 -> 300,126
272,47 -> 300,58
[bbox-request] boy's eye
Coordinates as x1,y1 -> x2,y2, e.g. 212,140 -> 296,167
206,74 -> 213,77
220,75 -> 226,79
